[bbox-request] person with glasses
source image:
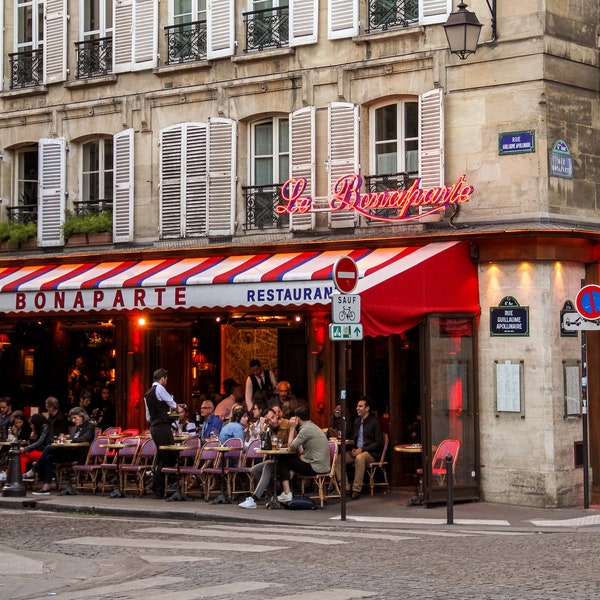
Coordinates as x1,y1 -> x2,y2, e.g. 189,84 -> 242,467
198,398 -> 223,443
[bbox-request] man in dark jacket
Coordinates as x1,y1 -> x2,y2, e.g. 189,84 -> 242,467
335,395 -> 383,499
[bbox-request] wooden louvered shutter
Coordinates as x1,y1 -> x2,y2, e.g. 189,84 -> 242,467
419,0 -> 452,25
419,88 -> 444,220
328,0 -> 358,39
290,0 -> 318,46
160,125 -> 185,238
38,138 -> 66,247
44,0 -> 67,83
184,125 -> 208,237
207,0 -> 235,59
113,129 -> 134,243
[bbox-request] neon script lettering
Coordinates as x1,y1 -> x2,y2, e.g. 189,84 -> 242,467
276,174 -> 474,222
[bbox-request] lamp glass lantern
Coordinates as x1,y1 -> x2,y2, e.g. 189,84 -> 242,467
443,1 -> 483,60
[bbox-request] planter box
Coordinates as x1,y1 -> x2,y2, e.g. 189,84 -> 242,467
65,232 -> 112,246
65,233 -> 89,247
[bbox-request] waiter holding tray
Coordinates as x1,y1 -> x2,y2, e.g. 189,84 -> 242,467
144,368 -> 177,498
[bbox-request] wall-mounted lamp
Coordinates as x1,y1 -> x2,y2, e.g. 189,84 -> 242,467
443,1 -> 497,60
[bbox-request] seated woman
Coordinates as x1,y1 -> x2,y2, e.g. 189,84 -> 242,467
24,407 -> 96,495
171,404 -> 197,436
219,407 -> 248,446
10,410 -> 32,446
20,413 -> 52,474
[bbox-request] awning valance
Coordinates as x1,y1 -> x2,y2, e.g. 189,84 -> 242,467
0,241 -> 479,336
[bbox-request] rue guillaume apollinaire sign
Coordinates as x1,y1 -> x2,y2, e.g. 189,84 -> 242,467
275,173 -> 474,223
490,296 -> 529,336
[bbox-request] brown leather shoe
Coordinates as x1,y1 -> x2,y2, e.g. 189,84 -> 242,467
351,491 -> 360,500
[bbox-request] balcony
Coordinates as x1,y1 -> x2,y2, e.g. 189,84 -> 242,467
363,172 -> 416,221
243,6 -> 289,52
6,204 -> 37,224
9,49 -> 43,89
367,0 -> 419,33
165,20 -> 207,64
73,199 -> 113,217
243,184 -> 289,231
75,37 -> 113,79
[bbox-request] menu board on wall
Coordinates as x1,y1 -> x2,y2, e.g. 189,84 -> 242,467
495,359 -> 524,414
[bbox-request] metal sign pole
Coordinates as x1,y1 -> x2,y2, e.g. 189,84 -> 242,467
581,328 -> 590,509
340,342 -> 347,521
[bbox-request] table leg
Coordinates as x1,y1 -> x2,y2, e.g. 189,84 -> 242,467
58,463 -> 81,496
266,456 -> 283,510
211,450 -> 231,505
166,452 -> 188,502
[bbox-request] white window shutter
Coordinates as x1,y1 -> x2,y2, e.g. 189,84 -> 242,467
38,138 -> 66,247
207,0 -> 235,59
133,0 -> 158,69
328,102 -> 359,229
113,129 -> 134,243
289,106 -> 316,231
114,0 -> 134,73
290,0 -> 318,46
0,6 -> 4,91
44,0 -> 67,84
420,0 -> 452,25
328,0 -> 358,39
419,88 -> 444,188
160,125 -> 185,238
184,125 -> 208,237
207,118 -> 236,237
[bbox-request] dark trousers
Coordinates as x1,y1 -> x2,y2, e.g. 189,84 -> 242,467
277,454 -> 318,483
150,423 -> 175,496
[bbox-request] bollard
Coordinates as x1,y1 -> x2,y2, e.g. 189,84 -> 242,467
445,453 -> 453,525
2,439 -> 26,497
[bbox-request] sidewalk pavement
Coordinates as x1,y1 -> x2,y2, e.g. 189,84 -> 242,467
2,488 -> 600,532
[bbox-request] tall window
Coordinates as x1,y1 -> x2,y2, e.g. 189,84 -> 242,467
82,0 -> 113,40
77,0 -> 113,77
174,0 -> 206,24
82,139 -> 114,206
11,0 -> 44,87
252,117 -> 289,186
245,0 -> 289,51
373,100 -> 418,175
9,146 -> 39,223
167,0 -> 207,63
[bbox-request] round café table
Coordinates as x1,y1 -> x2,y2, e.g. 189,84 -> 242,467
257,447 -> 294,509
159,444 -> 188,502
394,444 -> 423,506
50,442 -> 90,496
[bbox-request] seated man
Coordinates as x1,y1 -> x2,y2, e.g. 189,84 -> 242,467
275,406 -> 330,503
198,398 -> 223,443
238,406 -> 293,509
335,396 -> 383,499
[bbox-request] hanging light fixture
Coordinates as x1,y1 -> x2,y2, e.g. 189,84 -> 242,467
443,2 -> 483,60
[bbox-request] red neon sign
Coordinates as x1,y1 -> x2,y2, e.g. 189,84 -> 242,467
275,173 -> 474,222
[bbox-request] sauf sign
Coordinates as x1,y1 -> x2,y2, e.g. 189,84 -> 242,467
276,173 -> 474,223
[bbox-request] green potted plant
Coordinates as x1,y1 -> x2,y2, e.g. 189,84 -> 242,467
63,209 -> 113,245
0,221 -> 37,249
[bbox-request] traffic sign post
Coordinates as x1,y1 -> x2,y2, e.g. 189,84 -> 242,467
576,284 -> 600,320
561,312 -> 600,331
333,256 -> 359,294
331,293 -> 361,324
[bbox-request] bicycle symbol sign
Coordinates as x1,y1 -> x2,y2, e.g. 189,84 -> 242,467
331,293 -> 361,324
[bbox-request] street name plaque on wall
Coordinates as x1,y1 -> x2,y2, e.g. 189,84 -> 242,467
490,296 -> 529,336
498,130 -> 535,155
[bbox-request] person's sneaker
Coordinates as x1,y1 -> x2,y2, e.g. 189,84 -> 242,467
32,489 -> 51,496
23,471 -> 35,480
277,491 -> 293,503
239,496 -> 257,509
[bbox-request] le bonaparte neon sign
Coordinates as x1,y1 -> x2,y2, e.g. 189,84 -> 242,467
276,173 -> 474,222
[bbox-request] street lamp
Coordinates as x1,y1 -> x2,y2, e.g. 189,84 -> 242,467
443,1 -> 497,60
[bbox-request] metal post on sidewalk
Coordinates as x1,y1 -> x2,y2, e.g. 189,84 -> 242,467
2,439 -> 26,497
445,454 -> 454,525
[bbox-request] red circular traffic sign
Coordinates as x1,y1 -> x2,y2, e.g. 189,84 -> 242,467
333,256 -> 359,294
576,284 -> 600,320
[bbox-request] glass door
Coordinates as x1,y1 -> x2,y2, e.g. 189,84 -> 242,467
422,315 -> 479,504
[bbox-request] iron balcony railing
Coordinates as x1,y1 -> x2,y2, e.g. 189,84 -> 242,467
165,20 -> 208,64
9,49 -> 43,89
367,0 -> 419,33
75,37 -> 113,79
6,204 -> 37,224
363,171 -> 417,220
73,199 -> 113,217
243,6 -> 289,52
243,184 -> 289,230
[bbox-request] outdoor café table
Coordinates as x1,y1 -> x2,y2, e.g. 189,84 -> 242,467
209,445 -> 236,505
50,441 -> 90,496
159,444 -> 188,502
257,447 -> 294,510
394,444 -> 423,505
99,442 -> 131,498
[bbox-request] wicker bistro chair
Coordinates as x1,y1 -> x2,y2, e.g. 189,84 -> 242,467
72,436 -> 111,494
97,437 -> 141,494
160,436 -> 200,497
198,438 -> 244,501
102,427 -> 122,435
120,438 -> 157,496
366,432 -> 391,496
182,440 -> 220,499
297,440 -> 340,507
228,438 -> 263,498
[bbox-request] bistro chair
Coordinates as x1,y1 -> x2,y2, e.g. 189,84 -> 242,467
297,439 -> 340,507
72,436 -> 111,494
184,440 -> 220,500
366,432 -> 390,496
429,438 -> 460,485
161,436 -> 200,497
199,438 -> 244,501
102,427 -> 122,435
96,436 -> 138,493
121,428 -> 139,436
229,438 -> 263,498
120,438 -> 157,496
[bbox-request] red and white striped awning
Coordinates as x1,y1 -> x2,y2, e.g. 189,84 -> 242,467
0,241 -> 479,336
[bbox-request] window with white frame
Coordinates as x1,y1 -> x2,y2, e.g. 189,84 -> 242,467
11,0 -> 44,87
82,0 -> 113,41
15,146 -> 38,212
245,0 -> 289,51
174,0 -> 206,23
77,0 -> 113,77
245,117 -> 289,230
167,0 -> 207,63
81,138 -> 114,207
372,99 -> 419,177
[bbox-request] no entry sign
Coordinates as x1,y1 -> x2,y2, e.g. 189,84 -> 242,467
576,284 -> 600,320
333,257 -> 359,294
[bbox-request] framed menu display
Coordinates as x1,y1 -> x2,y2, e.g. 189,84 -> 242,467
495,359 -> 525,416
